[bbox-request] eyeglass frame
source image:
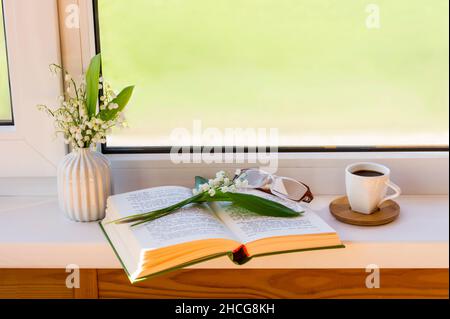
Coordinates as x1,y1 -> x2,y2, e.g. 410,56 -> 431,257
234,168 -> 314,203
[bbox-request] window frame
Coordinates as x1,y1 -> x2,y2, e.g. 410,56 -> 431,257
101,145 -> 449,155
0,0 -> 14,126
93,0 -> 448,154
0,0 -> 66,178
54,0 -> 448,197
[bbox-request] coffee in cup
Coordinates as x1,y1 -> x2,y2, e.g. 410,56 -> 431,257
345,162 -> 401,214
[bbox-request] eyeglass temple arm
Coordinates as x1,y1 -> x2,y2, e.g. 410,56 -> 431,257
300,183 -> 314,203
235,168 -> 313,203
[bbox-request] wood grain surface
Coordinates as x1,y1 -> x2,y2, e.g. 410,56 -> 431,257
0,269 -> 73,299
73,269 -> 98,299
329,196 -> 400,226
0,268 -> 447,299
97,268 -> 448,299
0,269 -> 98,299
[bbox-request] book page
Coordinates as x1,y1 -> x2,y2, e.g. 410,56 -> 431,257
110,186 -> 193,217
108,186 -> 239,250
213,189 -> 336,243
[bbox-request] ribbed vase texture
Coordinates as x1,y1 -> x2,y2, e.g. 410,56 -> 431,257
57,149 -> 111,222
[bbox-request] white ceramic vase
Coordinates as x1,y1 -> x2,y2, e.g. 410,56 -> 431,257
57,148 -> 111,222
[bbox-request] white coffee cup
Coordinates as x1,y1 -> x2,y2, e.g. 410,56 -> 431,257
345,162 -> 401,214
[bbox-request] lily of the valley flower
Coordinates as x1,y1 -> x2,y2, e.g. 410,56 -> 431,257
37,63 -> 129,150
193,171 -> 247,197
112,171 -> 302,227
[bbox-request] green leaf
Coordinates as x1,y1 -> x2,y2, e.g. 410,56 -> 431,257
195,176 -> 208,189
85,54 -> 101,117
225,192 -> 301,218
201,190 -> 232,202
128,191 -> 301,226
112,192 -> 204,225
129,193 -> 210,226
110,184 -> 302,227
99,85 -> 135,121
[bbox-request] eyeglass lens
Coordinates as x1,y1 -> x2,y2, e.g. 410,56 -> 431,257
242,169 -> 270,188
271,177 -> 308,201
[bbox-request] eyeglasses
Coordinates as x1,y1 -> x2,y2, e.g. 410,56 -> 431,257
235,168 -> 314,203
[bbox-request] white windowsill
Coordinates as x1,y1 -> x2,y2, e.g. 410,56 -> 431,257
0,194 -> 448,269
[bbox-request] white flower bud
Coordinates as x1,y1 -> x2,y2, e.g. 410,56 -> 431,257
216,171 -> 226,178
108,103 -> 119,110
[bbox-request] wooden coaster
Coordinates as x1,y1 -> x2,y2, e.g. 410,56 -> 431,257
329,196 -> 400,226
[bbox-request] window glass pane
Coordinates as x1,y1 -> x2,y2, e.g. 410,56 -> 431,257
0,1 -> 12,123
97,0 -> 449,148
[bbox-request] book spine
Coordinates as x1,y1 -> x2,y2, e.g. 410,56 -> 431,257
229,245 -> 252,265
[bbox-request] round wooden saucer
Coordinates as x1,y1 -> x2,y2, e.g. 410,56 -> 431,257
329,196 -> 400,226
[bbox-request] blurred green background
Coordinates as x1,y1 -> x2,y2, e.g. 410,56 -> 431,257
3,0 -> 441,146
0,2 -> 12,122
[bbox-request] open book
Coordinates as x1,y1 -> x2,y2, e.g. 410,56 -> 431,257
100,186 -> 344,283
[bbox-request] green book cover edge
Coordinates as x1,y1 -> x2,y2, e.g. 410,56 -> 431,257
99,222 -> 345,284
99,222 -> 229,283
